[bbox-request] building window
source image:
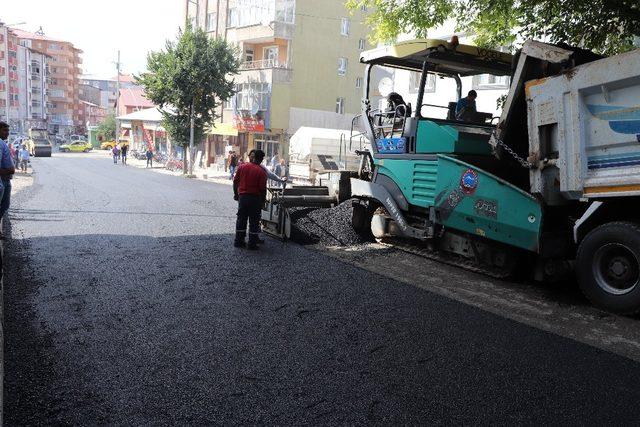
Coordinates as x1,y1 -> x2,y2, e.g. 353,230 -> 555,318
409,72 -> 436,94
189,16 -> 197,28
263,46 -> 279,67
472,74 -> 511,90
338,57 -> 348,76
255,138 -> 280,159
355,77 -> 362,88
341,18 -> 350,36
336,97 -> 345,114
360,4 -> 367,11
245,49 -> 255,62
358,38 -> 366,51
234,82 -> 270,111
227,7 -> 238,27
207,12 -> 217,32
275,0 -> 295,23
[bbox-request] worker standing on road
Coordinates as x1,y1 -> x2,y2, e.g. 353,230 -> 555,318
233,149 -> 267,250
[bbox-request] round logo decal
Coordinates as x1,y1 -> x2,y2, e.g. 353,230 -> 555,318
460,169 -> 479,194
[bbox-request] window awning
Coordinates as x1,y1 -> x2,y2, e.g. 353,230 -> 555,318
207,122 -> 238,136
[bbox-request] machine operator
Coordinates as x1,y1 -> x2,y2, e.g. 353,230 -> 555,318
455,90 -> 478,121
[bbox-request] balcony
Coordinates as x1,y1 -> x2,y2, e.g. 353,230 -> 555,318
240,59 -> 290,70
237,66 -> 292,85
232,21 -> 294,43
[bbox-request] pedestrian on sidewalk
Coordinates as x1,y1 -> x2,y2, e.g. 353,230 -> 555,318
269,150 -> 279,171
233,149 -> 267,250
146,148 -> 153,168
0,122 -> 16,231
18,145 -> 30,173
112,145 -> 120,164
228,151 -> 238,179
121,144 -> 128,165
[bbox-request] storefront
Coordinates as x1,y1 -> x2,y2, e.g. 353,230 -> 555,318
116,108 -> 170,154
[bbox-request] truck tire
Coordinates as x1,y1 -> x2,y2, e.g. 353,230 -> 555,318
351,201 -> 374,240
576,221 -> 640,314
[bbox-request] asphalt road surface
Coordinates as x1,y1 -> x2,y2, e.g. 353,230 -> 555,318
4,152 -> 640,424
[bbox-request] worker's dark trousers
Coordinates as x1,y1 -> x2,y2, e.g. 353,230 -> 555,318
235,194 -> 262,245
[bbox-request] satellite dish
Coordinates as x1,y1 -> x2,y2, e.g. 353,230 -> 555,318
378,77 -> 393,97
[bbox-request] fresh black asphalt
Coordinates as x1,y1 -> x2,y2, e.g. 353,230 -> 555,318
4,153 -> 640,424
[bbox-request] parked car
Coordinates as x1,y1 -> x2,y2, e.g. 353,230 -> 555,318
100,140 -> 128,150
59,140 -> 93,153
69,134 -> 87,143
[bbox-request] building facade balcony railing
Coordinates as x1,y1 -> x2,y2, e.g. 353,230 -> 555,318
240,59 -> 290,70
233,66 -> 293,85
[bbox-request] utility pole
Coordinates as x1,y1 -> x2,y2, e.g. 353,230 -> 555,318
115,50 -> 120,144
189,98 -> 195,175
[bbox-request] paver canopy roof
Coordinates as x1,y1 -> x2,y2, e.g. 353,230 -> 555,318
360,38 -> 513,76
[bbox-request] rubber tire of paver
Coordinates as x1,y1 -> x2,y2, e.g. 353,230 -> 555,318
351,201 -> 374,241
576,221 -> 640,314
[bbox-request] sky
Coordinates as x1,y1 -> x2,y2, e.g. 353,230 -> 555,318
2,0 -> 184,77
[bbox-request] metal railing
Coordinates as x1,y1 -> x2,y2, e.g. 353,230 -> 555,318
240,59 -> 290,70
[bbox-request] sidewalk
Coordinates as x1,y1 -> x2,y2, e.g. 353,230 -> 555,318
123,155 -> 234,186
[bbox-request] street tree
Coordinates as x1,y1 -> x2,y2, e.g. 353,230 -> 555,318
137,25 -> 239,175
346,0 -> 640,55
96,113 -> 116,142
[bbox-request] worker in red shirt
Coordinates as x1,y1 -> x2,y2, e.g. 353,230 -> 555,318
233,149 -> 267,249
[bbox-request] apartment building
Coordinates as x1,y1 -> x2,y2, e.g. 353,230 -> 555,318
82,74 -> 139,113
13,29 -> 83,137
1,24 -> 21,128
1,23 -> 52,134
184,0 -> 371,166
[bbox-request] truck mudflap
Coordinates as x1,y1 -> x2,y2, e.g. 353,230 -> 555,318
350,178 -> 428,240
434,155 -> 543,252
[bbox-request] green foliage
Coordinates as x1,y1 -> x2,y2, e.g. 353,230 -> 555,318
136,25 -> 239,148
96,113 -> 116,141
346,0 -> 640,55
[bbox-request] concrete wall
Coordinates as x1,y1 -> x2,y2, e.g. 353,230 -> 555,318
288,107 -> 356,135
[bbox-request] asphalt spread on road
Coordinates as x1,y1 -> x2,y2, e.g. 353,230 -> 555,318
4,153 -> 640,424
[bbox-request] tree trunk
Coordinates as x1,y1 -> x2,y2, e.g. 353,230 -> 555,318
183,144 -> 188,175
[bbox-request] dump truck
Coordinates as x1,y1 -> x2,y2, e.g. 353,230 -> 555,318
288,127 -> 364,183
263,38 -> 640,314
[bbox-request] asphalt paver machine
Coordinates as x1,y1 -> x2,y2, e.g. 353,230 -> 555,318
261,173 -> 354,240
349,37 -> 640,313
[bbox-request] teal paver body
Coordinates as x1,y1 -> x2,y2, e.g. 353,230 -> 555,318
375,154 -> 542,252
